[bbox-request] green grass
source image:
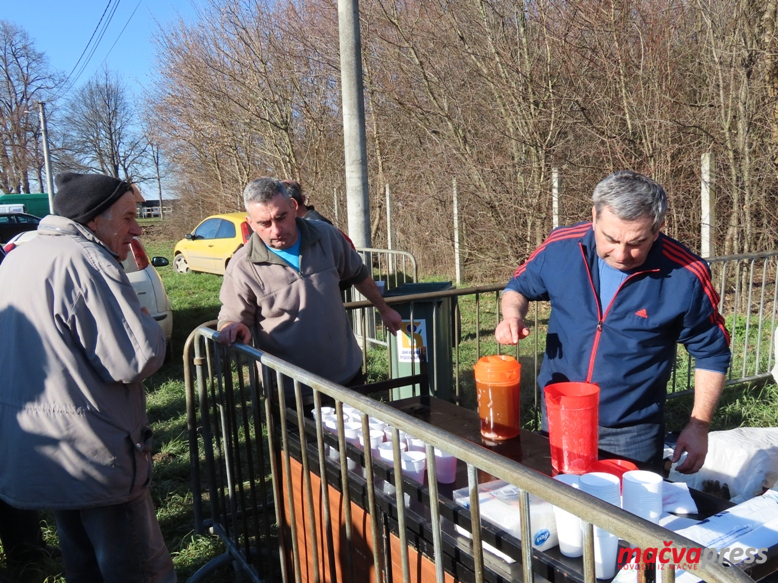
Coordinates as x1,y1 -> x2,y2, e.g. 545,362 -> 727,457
5,238 -> 778,582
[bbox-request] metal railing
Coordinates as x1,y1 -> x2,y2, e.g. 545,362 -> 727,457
183,324 -> 757,583
344,249 -> 778,415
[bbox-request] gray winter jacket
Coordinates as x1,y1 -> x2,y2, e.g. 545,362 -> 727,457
218,218 -> 370,385
0,215 -> 166,509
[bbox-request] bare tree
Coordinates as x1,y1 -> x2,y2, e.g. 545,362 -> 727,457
145,0 -> 778,278
0,21 -> 57,194
62,67 -> 148,180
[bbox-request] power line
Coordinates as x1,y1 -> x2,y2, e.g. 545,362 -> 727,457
50,0 -> 121,101
97,0 -> 143,76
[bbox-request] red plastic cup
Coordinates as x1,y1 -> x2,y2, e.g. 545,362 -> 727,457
545,382 -> 599,474
474,355 -> 521,441
587,459 -> 638,490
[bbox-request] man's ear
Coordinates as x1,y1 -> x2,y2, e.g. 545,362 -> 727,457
653,220 -> 665,241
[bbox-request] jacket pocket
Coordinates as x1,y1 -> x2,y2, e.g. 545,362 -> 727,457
128,422 -> 154,497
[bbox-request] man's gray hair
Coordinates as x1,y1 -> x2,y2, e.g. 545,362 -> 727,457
243,177 -> 289,210
592,170 -> 667,233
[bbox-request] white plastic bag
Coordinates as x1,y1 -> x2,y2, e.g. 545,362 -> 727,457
669,428 -> 778,502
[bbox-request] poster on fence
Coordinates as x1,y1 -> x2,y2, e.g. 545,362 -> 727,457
397,319 -> 427,363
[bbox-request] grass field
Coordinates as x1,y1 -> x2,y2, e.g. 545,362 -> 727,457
3,236 -> 778,582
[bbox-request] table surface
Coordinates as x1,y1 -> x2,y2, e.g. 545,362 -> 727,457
389,395 -> 731,513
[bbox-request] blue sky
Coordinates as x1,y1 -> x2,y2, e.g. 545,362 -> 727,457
5,0 -> 201,100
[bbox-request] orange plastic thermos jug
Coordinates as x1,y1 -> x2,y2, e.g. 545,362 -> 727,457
544,382 -> 599,474
473,355 -> 521,441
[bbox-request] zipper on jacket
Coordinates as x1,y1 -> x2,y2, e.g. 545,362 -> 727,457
579,243 -> 660,382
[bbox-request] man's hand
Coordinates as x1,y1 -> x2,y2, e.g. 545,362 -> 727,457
672,419 -> 710,474
379,307 -> 403,336
495,317 -> 530,345
217,322 -> 252,346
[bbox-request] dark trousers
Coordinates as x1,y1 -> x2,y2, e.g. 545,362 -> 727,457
0,499 -> 45,564
53,489 -> 175,583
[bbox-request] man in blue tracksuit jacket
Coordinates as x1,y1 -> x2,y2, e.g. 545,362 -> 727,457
495,170 -> 730,473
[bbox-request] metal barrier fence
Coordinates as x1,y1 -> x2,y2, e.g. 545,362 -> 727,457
355,247 -> 418,292
183,325 -> 757,583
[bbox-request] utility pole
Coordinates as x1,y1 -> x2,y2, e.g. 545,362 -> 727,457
700,153 -> 715,258
338,0 -> 371,248
552,168 -> 561,229
38,101 -> 55,213
453,178 -> 462,285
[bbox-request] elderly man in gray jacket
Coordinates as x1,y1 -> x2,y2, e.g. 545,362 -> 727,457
0,173 -> 175,583
218,177 -> 402,393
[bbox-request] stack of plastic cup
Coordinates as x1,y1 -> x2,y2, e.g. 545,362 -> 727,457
401,451 -> 426,484
586,459 -> 639,491
433,448 -> 458,484
552,474 -> 583,558
622,470 -> 663,524
579,472 -> 620,579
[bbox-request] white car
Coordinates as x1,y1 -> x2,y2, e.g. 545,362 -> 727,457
3,232 -> 173,347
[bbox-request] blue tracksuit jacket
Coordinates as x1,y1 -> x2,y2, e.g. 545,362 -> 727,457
505,223 -> 731,428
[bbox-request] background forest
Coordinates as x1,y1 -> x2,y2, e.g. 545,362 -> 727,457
3,0 -> 778,281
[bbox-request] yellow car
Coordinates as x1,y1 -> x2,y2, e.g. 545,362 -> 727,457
173,212 -> 251,275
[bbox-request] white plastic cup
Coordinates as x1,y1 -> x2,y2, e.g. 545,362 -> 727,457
580,472 -> 620,578
323,416 -> 340,461
343,422 -> 362,447
434,449 -> 458,484
360,428 -> 385,458
552,474 -> 583,558
312,406 -> 335,421
368,419 -> 387,434
622,470 -> 663,524
407,437 -> 426,452
378,441 -> 406,466
594,530 -> 619,579
342,421 -> 362,470
401,451 -> 426,484
383,426 -> 396,442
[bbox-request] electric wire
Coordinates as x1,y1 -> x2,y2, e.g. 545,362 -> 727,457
49,0 -> 122,101
96,0 -> 143,77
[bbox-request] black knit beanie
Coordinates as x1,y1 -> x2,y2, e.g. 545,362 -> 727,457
53,172 -> 131,224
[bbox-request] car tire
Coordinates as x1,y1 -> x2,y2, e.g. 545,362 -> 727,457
174,254 -> 190,274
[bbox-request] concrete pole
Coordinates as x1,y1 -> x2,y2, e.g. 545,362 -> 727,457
552,168 -> 560,230
38,101 -> 55,213
338,0 -> 371,248
453,177 -> 462,285
700,153 -> 715,258
385,183 -> 393,251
